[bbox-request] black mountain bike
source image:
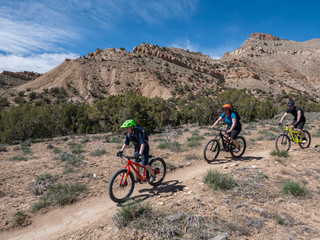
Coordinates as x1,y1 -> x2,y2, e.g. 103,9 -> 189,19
203,129 -> 246,163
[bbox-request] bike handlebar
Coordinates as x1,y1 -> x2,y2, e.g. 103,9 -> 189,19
117,154 -> 153,159
118,154 -> 135,159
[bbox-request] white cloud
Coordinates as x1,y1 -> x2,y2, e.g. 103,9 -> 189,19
0,0 -> 199,72
0,53 -> 79,73
169,39 -> 242,60
170,39 -> 200,52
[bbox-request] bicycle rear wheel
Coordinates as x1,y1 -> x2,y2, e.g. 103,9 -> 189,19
230,136 -> 246,158
275,134 -> 291,151
203,139 -> 220,163
149,157 -> 166,186
299,130 -> 311,149
108,169 -> 135,204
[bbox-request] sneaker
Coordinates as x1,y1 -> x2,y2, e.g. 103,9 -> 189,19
149,174 -> 156,183
134,177 -> 141,183
233,148 -> 240,153
301,138 -> 307,143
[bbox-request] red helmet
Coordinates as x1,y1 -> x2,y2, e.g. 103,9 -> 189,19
222,104 -> 231,110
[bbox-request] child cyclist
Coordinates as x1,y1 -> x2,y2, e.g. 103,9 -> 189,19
211,104 -> 242,153
117,119 -> 155,182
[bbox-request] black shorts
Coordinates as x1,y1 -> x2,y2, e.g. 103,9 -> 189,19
226,125 -> 242,139
292,120 -> 305,130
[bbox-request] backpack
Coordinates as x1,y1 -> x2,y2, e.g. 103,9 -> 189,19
134,127 -> 149,144
231,111 -> 241,122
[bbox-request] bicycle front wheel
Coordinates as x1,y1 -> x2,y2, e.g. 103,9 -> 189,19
299,130 -> 311,149
230,136 -> 246,158
203,139 -> 220,163
275,134 -> 291,151
149,157 -> 166,186
108,169 -> 135,204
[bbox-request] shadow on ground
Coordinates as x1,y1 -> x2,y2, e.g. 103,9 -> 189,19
118,180 -> 185,206
207,155 -> 264,165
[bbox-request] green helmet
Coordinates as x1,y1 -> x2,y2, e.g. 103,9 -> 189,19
121,119 -> 136,128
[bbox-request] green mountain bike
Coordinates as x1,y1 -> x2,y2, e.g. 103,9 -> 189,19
275,125 -> 311,151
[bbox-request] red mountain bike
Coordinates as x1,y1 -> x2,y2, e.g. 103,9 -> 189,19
108,154 -> 166,203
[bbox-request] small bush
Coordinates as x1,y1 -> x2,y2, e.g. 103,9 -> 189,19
187,140 -> 201,148
21,144 -> 32,154
90,148 -> 107,157
9,156 -> 28,161
157,141 -> 181,151
270,150 -> 289,158
282,180 -> 308,197
80,137 -> 90,144
12,211 -> 30,226
63,167 -> 76,174
53,147 -> 61,154
31,182 -> 87,213
59,152 -> 83,167
187,135 -> 204,142
36,173 -> 53,181
113,202 -> 153,228
68,142 -> 82,154
109,136 -> 123,143
273,214 -> 285,225
204,170 -> 236,190
185,154 -> 200,160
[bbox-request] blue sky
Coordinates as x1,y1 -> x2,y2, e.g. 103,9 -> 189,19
0,0 -> 319,73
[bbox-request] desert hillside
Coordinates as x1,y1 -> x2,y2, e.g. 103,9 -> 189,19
1,33 -> 319,105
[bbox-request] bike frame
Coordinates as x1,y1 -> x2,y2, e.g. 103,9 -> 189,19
122,158 -> 147,183
284,125 -> 301,143
214,129 -> 232,150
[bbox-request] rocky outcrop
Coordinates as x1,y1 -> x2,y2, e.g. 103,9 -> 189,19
1,71 -> 42,81
248,33 -> 280,41
133,43 -> 224,80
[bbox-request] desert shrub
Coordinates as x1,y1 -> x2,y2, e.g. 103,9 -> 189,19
0,89 -> 280,144
273,214 -> 285,225
13,96 -> 27,104
21,144 -> 32,154
31,182 -> 87,213
18,91 -> 25,97
12,211 -> 30,226
107,136 -> 123,143
270,150 -> 289,158
53,147 -> 61,154
80,137 -> 90,144
29,91 -> 37,100
90,147 -> 107,156
9,156 -> 27,161
59,152 -> 84,168
258,130 -> 277,140
157,141 -> 181,151
282,180 -> 308,196
0,97 -> 10,109
185,154 -> 201,160
68,142 -> 82,154
204,170 -> 236,190
113,202 -> 153,228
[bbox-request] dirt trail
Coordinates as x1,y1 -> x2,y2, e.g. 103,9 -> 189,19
0,148 -> 272,240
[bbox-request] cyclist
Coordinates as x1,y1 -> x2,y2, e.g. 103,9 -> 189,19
279,99 -> 307,143
116,119 -> 155,182
211,104 -> 242,153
